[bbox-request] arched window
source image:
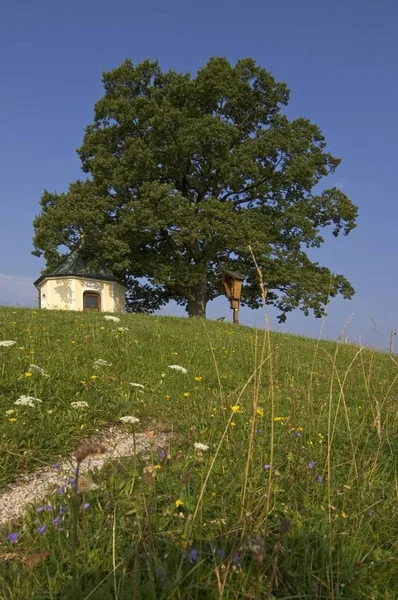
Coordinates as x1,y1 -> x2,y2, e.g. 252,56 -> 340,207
83,291 -> 101,311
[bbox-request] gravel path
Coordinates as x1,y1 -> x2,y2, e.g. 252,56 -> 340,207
0,426 -> 170,526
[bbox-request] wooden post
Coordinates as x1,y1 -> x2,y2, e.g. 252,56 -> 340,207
233,307 -> 239,324
390,330 -> 396,354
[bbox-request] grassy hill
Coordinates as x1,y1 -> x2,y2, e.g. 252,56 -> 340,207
0,306 -> 397,599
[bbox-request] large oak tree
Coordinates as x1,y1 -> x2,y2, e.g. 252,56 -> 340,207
33,57 -> 358,320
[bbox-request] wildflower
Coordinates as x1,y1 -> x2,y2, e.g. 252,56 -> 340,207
188,548 -> 198,563
129,382 -> 145,389
36,525 -> 47,535
93,359 -> 112,368
71,340 -> 76,344
71,401 -> 89,409
316,475 -> 324,483
292,430 -> 302,437
56,485 -> 64,496
368,509 -> 375,517
231,552 -> 240,565
172,352 -> 179,355
103,315 -> 120,322
0,340 -> 17,347
168,364 -> 188,374
44,504 -> 52,511
231,405 -> 243,414
52,516 -> 61,526
264,464 -> 272,470
143,465 -> 156,484
120,416 -> 140,424
230,421 -> 236,427
194,376 -> 202,382
14,395 -> 42,408
90,375 -> 98,380
5,409 -> 15,415
183,392 -> 190,398
156,447 -> 168,461
82,503 -> 90,511
53,463 -> 61,469
7,532 -> 18,543
247,533 -> 265,564
80,380 -> 87,385
256,408 -> 264,417
28,364 -> 49,377
24,372 -> 32,378
164,395 -> 171,400
194,443 -> 209,451
340,511 -> 347,519
117,327 -> 129,332
59,507 -> 67,515
175,499 -> 184,508
74,442 -> 106,464
35,506 -> 44,513
308,461 -> 316,469
8,418 -> 17,423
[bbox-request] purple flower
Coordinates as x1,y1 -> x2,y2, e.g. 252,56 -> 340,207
67,477 -> 76,489
82,503 -> 90,510
7,532 -> 18,544
53,463 -> 61,469
36,525 -> 47,535
308,461 -> 316,469
156,447 -> 167,460
264,464 -> 272,470
257,429 -> 263,433
188,548 -> 198,563
53,516 -> 62,526
35,506 -> 44,513
231,552 -> 240,565
44,504 -> 52,512
216,548 -> 226,559
56,485 -> 64,496
292,430 -> 301,437
59,506 -> 68,515
72,468 -> 78,475
316,475 -> 324,483
368,509 -> 375,517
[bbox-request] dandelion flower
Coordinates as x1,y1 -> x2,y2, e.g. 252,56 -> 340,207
120,415 -> 140,424
183,392 -> 190,398
164,395 -> 171,400
231,405 -> 243,414
14,396 -> 42,408
230,421 -> 236,427
129,382 -> 145,389
175,499 -> 184,508
90,375 -> 98,380
93,359 -> 112,368
24,372 -> 32,378
194,443 -> 209,451
0,340 -> 17,347
103,315 -> 120,322
168,365 -> 188,374
71,401 -> 89,409
256,408 -> 264,417
194,376 -> 202,382
9,418 -> 17,423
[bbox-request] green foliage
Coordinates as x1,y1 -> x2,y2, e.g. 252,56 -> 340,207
33,57 -> 358,319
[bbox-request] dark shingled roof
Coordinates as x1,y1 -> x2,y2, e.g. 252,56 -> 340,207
34,248 -> 125,287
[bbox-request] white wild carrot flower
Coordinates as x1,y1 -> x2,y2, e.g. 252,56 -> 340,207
93,359 -> 112,368
194,443 -> 210,451
103,315 -> 120,322
168,365 -> 188,374
14,395 -> 43,408
117,327 -> 129,332
28,364 -> 49,377
120,416 -> 140,424
71,401 -> 89,409
129,382 -> 145,389
0,340 -> 17,347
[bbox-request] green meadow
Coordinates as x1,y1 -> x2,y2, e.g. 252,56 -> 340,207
0,306 -> 397,599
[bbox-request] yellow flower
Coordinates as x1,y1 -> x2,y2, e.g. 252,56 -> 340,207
24,372 -> 32,378
172,352 -> 179,356
164,395 -> 171,400
175,499 -> 184,508
194,376 -> 202,382
183,392 -> 190,398
231,405 -> 243,414
256,408 -> 264,417
80,380 -> 87,385
230,421 -> 236,427
29,350 -> 35,355
90,375 -> 98,380
154,464 -> 162,470
9,418 -> 17,423
80,424 -> 86,430
71,340 -> 76,344
340,511 -> 347,519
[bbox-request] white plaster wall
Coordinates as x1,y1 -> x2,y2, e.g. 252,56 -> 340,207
38,277 -> 126,313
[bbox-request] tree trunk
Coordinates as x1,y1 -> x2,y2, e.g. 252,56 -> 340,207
187,288 -> 207,318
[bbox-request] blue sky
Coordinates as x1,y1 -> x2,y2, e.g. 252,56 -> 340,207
1,0 -> 397,349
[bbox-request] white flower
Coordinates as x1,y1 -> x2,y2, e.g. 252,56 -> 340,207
28,364 -> 49,377
0,340 -> 17,347
103,315 -> 120,323
161,373 -> 166,378
194,443 -> 210,451
168,364 -> 188,374
14,396 -> 43,408
93,359 -> 112,368
71,401 -> 89,409
117,327 -> 129,332
120,416 -> 140,424
129,382 -> 145,389
5,409 -> 15,415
